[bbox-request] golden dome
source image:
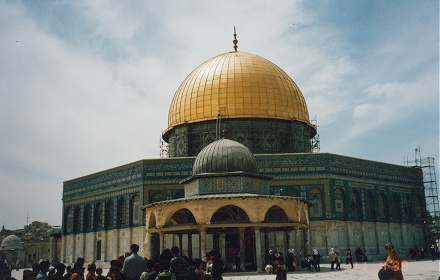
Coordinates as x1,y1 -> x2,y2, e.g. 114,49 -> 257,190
166,51 -> 311,133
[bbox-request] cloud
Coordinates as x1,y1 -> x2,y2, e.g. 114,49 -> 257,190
0,0 -> 437,229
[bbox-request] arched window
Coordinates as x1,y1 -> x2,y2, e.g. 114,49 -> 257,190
364,191 -> 375,221
95,203 -> 103,229
334,187 -> 346,219
130,195 -> 140,225
350,191 -> 361,221
73,206 -> 82,233
211,205 -> 250,224
415,196 -> 425,220
105,200 -> 114,229
264,206 -> 289,223
117,198 -> 127,227
390,194 -> 401,222
403,195 -> 411,222
84,204 -> 92,231
148,213 -> 157,229
169,208 -> 196,226
377,193 -> 387,221
308,187 -> 323,219
64,207 -> 72,233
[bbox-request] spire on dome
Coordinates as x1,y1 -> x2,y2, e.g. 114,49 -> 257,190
233,26 -> 238,52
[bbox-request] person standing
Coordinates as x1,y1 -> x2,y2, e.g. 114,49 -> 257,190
381,243 -> 404,280
430,245 -> 437,261
312,249 -> 320,272
169,246 -> 187,280
209,250 -> 223,280
37,261 -> 50,280
122,244 -> 147,280
329,248 -> 336,270
86,263 -> 96,280
346,249 -> 353,268
273,257 -> 287,280
70,262 -> 85,280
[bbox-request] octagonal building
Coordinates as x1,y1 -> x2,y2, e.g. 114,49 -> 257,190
61,37 -> 428,271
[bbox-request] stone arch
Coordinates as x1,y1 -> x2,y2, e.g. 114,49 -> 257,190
211,205 -> 251,224
264,205 -> 289,223
147,212 -> 157,229
167,208 -> 196,226
350,190 -> 361,221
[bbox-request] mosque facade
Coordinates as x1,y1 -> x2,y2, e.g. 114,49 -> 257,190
61,41 -> 427,270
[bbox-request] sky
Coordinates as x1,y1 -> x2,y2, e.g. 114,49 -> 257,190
0,0 -> 438,230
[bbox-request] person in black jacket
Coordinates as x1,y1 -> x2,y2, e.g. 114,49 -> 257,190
208,250 -> 223,280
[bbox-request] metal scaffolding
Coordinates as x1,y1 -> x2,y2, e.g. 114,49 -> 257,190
159,134 -> 169,158
310,116 -> 320,153
405,148 -> 439,244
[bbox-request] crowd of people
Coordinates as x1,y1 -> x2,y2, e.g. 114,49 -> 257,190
409,244 -> 439,261
0,242 -> 427,280
1,244 -> 224,280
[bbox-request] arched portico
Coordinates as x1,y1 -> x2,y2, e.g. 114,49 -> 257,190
143,194 -> 310,272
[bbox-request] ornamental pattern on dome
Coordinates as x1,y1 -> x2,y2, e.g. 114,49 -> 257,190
167,52 -> 310,131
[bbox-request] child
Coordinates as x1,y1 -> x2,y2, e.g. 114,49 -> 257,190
107,266 -> 119,280
336,252 -> 341,270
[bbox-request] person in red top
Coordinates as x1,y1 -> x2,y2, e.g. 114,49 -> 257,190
382,243 -> 404,280
86,263 -> 96,280
346,249 -> 353,269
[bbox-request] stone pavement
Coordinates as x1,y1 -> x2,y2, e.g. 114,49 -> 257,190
222,260 -> 439,280
10,259 -> 439,280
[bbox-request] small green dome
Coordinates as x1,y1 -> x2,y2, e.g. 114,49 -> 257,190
193,138 -> 258,175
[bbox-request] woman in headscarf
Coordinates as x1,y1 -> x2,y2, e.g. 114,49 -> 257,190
329,248 -> 336,271
312,249 -> 320,272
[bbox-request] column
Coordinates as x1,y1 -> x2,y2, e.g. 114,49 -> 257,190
200,227 -> 207,261
178,234 -> 183,250
102,231 -> 107,262
187,234 -> 193,261
285,230 -> 291,252
144,231 -> 151,259
255,227 -> 263,272
239,228 -> 245,271
159,231 -> 164,254
304,228 -> 311,256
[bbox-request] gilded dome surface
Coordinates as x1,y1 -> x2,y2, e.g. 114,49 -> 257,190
166,51 -> 311,132
193,138 -> 258,175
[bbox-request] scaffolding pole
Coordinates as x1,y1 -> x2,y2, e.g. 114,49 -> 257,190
405,147 -> 440,245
